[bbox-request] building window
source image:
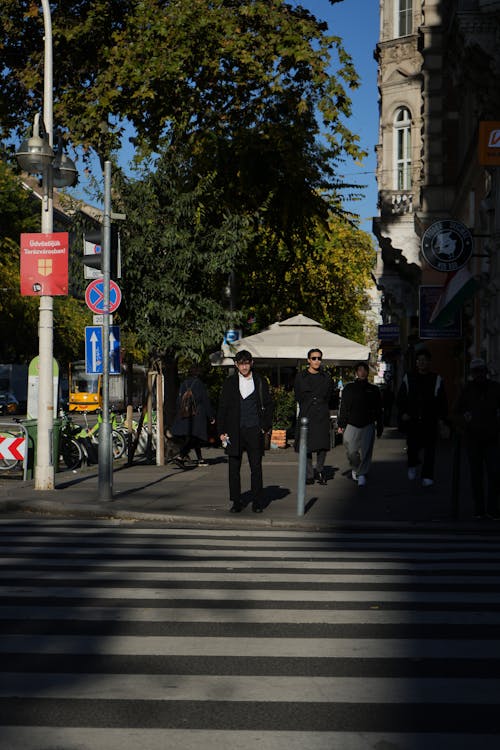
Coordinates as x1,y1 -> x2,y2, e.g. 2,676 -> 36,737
398,0 -> 412,36
394,107 -> 412,190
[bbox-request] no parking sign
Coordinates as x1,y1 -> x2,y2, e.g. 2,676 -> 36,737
85,279 -> 122,314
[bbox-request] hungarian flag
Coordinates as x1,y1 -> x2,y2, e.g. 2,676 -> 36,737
429,266 -> 477,326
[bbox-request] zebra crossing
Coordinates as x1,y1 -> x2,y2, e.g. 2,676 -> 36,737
0,519 -> 500,749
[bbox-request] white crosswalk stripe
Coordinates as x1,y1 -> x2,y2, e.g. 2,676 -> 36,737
0,519 -> 500,749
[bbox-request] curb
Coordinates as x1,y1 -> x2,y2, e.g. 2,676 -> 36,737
3,496 -> 499,534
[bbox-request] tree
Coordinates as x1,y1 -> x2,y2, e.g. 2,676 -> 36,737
0,0 -> 365,217
115,151 -> 253,362
1,1 -> 374,382
239,215 -> 375,341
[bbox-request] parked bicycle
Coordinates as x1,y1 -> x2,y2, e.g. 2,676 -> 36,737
82,412 -> 127,460
60,412 -> 126,469
60,412 -> 86,470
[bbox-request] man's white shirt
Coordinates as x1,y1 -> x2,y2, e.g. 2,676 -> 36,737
239,372 -> 255,399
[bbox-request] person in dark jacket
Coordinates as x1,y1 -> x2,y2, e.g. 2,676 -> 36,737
454,358 -> 500,519
294,348 -> 334,485
397,348 -> 448,487
217,350 -> 274,513
171,366 -> 215,467
337,361 -> 383,487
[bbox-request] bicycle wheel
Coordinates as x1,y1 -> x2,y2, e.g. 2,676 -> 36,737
112,429 -> 126,459
61,437 -> 83,470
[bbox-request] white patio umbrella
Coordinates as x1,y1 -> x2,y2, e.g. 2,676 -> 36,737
210,314 -> 370,367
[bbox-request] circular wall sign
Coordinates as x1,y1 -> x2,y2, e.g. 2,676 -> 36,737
421,220 -> 473,272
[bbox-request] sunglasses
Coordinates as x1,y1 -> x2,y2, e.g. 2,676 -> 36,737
310,356 -> 322,361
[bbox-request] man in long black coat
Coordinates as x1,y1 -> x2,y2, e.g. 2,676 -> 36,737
294,348 -> 334,485
217,350 -> 274,513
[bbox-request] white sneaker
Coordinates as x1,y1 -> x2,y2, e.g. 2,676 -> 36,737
408,467 -> 417,481
422,478 -> 434,487
357,475 -> 367,487
351,470 -> 358,481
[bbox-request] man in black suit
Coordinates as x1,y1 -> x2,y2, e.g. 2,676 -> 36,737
217,350 -> 274,513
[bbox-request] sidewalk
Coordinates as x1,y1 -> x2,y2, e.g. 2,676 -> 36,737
0,428 -> 493,531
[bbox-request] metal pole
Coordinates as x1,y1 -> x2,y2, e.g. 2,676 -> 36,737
297,416 -> 308,516
35,0 -> 54,490
451,432 -> 461,520
98,161 -> 113,500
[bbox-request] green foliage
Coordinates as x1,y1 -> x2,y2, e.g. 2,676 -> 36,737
0,1 -> 374,367
270,385 -> 296,429
115,149 -> 253,361
240,215 -> 376,341
1,1 -> 365,211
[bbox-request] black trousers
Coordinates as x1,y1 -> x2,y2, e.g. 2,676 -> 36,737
406,421 -> 437,479
306,450 -> 327,480
179,435 -> 203,460
228,426 -> 263,505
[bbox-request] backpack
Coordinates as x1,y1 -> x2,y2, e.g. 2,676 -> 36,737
179,381 -> 197,418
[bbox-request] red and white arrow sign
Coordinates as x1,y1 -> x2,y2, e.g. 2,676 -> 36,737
0,435 -> 25,460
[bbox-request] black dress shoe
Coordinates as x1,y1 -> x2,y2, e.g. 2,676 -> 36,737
252,504 -> 263,513
317,472 -> 327,485
306,478 -> 315,485
229,503 -> 242,513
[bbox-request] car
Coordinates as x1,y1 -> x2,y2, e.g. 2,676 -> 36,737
0,391 -> 19,416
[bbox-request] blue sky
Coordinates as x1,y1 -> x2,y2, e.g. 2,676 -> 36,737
69,0 -> 379,235
321,0 -> 379,233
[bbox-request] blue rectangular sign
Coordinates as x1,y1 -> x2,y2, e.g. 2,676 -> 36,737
85,326 -> 121,374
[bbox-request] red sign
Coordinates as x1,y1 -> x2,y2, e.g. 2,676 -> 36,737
20,232 -> 69,296
479,121 -> 500,166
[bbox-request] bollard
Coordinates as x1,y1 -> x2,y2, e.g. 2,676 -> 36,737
297,416 -> 308,516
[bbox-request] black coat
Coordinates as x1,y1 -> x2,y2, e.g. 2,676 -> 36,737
455,378 -> 500,438
397,371 -> 448,428
171,377 -> 215,442
217,372 -> 274,456
294,369 -> 333,452
338,379 -> 384,432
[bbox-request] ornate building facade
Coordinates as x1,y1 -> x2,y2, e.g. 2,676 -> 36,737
374,0 -> 500,398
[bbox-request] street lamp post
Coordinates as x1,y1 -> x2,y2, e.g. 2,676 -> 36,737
16,0 -> 77,490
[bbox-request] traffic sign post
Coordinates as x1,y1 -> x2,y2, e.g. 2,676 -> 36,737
85,326 -> 121,375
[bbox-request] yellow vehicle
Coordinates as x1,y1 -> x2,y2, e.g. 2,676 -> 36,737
68,361 -> 102,413
68,361 -> 147,413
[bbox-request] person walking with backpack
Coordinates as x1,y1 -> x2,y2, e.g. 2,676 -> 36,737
171,365 -> 215,467
397,348 -> 448,487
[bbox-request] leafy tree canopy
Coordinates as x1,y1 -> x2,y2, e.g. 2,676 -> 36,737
0,1 -> 364,197
115,150 -> 253,362
240,214 -> 375,342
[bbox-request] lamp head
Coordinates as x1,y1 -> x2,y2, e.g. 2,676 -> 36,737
53,140 -> 78,187
15,113 -> 54,173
